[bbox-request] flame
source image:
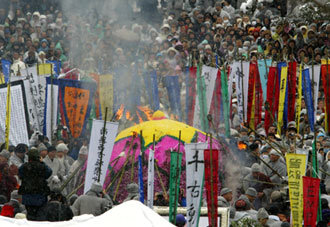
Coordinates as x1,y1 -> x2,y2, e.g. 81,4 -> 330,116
126,111 -> 133,121
238,142 -> 247,150
115,104 -> 124,120
137,106 -> 153,121
136,111 -> 143,123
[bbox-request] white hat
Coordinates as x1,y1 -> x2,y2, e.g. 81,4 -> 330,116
56,143 -> 68,152
205,44 -> 212,50
79,145 -> 88,155
161,24 -> 170,30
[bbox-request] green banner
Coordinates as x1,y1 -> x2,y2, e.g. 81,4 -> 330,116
220,69 -> 230,137
312,141 -> 322,222
196,64 -> 209,132
169,151 -> 183,224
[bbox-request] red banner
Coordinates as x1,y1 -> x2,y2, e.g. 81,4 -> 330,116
321,64 -> 330,134
187,67 -> 197,126
303,176 -> 320,227
287,62 -> 297,122
264,67 -> 277,134
204,149 -> 219,227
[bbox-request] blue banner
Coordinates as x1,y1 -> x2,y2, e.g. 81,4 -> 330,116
1,59 -> 11,83
164,75 -> 181,119
46,60 -> 61,77
150,70 -> 160,111
138,155 -> 144,203
185,67 -> 190,124
257,59 -> 272,101
302,68 -> 314,132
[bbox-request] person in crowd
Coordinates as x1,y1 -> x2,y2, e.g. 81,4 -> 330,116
42,190 -> 73,221
9,144 -> 28,168
218,187 -> 232,207
18,148 -> 52,220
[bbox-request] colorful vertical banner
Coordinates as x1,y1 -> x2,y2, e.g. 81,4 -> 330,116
287,62 -> 297,122
1,59 -> 11,83
277,66 -> 288,135
257,59 -> 272,101
286,153 -> 307,227
58,79 -> 96,139
147,148 -> 155,208
138,154 -> 144,204
321,61 -> 330,133
169,151 -> 183,224
5,81 -> 11,149
302,68 -> 315,132
220,69 -> 230,137
43,77 -> 59,143
99,74 -> 114,120
185,143 -> 207,227
308,65 -> 321,123
295,65 -> 303,132
0,73 -> 5,85
264,67 -> 277,133
164,76 -> 181,118
150,70 -> 160,111
84,120 -> 119,193
37,63 -> 52,75
46,60 -> 61,76
303,176 -> 320,227
185,67 -> 197,125
209,69 -> 222,129
194,65 -> 218,131
204,149 -> 219,227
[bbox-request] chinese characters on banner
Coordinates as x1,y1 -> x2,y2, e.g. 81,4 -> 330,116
0,81 -> 30,146
99,74 -> 113,120
64,87 -> 90,138
204,149 -> 219,227
169,151 -> 183,224
185,143 -> 207,227
84,120 -> 118,193
147,149 -> 155,209
303,176 -> 320,227
286,153 -> 307,227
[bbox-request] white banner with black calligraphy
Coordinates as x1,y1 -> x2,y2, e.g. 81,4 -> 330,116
228,61 -> 249,122
307,65 -> 321,123
0,81 -> 29,146
147,149 -> 155,208
193,66 -> 218,130
44,79 -> 59,143
185,143 -> 207,227
84,120 -> 119,193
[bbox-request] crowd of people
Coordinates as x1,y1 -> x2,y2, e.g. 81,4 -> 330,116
0,0 -> 330,226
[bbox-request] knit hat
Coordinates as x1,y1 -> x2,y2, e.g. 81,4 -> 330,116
0,204 -> 14,217
176,214 -> 186,227
90,182 -> 103,193
257,208 -> 269,220
270,191 -> 282,201
251,163 -> 261,173
269,149 -> 280,156
48,146 -> 57,152
0,149 -> 10,160
38,143 -> 47,153
220,188 -> 232,196
15,213 -> 26,219
79,146 -> 88,155
127,183 -> 139,194
245,187 -> 257,197
56,143 -> 68,152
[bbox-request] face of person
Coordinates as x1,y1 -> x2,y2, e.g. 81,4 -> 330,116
48,150 -> 56,159
270,154 -> 279,162
223,192 -> 233,202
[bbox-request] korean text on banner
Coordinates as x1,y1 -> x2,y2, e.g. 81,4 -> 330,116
303,176 -> 320,227
84,120 -> 119,193
186,143 -> 207,227
286,153 -> 307,227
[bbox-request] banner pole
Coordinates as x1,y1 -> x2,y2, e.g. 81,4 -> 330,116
209,133 -> 216,227
98,107 -> 108,182
5,70 -> 11,150
173,130 -> 181,225
240,56 -> 245,122
50,64 -> 54,142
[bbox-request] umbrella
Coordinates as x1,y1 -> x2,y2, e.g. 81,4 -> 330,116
102,110 -> 225,202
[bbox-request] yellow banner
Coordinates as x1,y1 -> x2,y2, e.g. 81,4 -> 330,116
5,83 -> 11,149
0,73 -> 5,85
295,65 -> 303,133
38,63 -> 52,75
277,66 -> 288,135
321,59 -> 329,65
286,153 -> 307,227
99,74 -> 113,120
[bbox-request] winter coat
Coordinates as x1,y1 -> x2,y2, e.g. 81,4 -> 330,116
43,201 -> 73,221
0,163 -> 18,202
261,159 -> 287,185
43,156 -> 66,177
71,191 -> 112,216
9,153 -> 28,168
18,161 -> 52,206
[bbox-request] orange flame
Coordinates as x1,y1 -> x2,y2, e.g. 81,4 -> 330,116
137,106 -> 153,121
115,104 -> 124,120
136,111 -> 143,124
125,111 -> 133,121
238,142 -> 247,150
